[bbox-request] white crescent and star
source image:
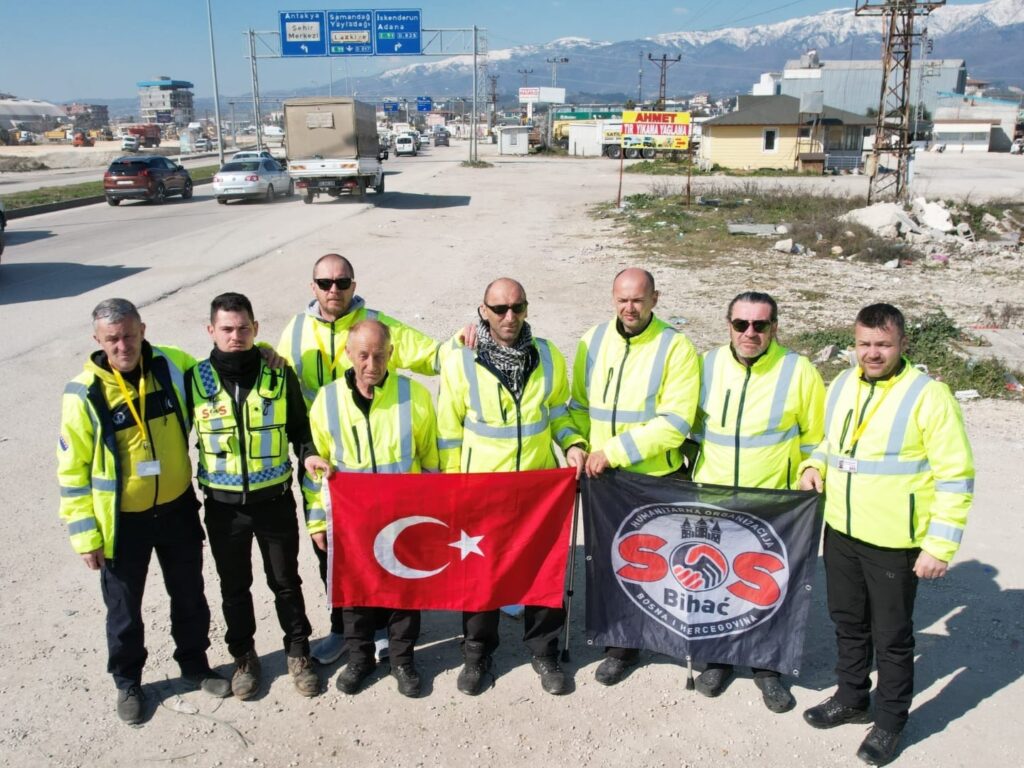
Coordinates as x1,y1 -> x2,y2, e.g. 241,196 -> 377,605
372,516 -> 485,580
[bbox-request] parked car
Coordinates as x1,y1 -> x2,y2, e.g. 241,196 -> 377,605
433,132 -> 450,147
212,158 -> 294,203
0,198 -> 6,261
194,137 -> 213,151
103,156 -> 193,205
394,134 -> 417,156
120,135 -> 140,152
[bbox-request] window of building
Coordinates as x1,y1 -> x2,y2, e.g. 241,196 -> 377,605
763,128 -> 778,152
798,126 -> 811,139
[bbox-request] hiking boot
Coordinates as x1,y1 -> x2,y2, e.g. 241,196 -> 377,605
182,668 -> 231,698
754,674 -> 795,713
310,632 -> 346,665
856,725 -> 902,766
594,655 -> 637,686
231,649 -> 262,700
803,695 -> 871,729
391,663 -> 422,698
531,655 -> 569,696
456,656 -> 492,696
337,661 -> 375,695
116,684 -> 145,725
695,665 -> 734,698
287,655 -> 320,697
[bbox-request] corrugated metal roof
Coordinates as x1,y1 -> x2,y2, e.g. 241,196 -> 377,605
783,58 -> 965,71
136,80 -> 194,89
704,95 -> 874,127
0,99 -> 65,123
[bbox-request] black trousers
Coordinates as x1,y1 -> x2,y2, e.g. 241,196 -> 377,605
204,491 -> 312,659
343,607 -> 420,666
824,525 -> 919,732
462,606 -> 564,659
101,492 -> 211,690
314,541 -> 345,635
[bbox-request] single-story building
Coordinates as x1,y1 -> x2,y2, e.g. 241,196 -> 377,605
698,94 -> 874,172
930,118 -> 1002,152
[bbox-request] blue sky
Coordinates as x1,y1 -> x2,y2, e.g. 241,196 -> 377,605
1,1 -> 979,102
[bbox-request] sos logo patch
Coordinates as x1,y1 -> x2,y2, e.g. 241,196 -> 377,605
612,503 -> 789,639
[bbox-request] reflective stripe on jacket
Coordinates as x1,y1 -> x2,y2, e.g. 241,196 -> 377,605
191,359 -> 292,493
305,373 -> 438,534
692,341 -> 824,490
276,296 -> 455,409
437,338 -> 582,473
57,344 -> 196,558
569,315 -> 699,476
799,360 -> 974,561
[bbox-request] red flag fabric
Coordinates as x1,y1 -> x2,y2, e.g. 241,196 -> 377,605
326,468 -> 576,611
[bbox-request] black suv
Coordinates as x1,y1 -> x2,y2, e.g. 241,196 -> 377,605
103,156 -> 193,205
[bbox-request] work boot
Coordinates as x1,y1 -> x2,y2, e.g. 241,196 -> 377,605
695,665 -> 734,698
456,656 -> 492,696
754,674 -> 795,713
803,695 -> 871,729
856,725 -> 902,766
391,663 -> 422,698
182,668 -> 231,698
116,684 -> 145,725
337,661 -> 375,695
287,655 -> 320,697
310,632 -> 346,665
594,655 -> 637,686
231,649 -> 262,700
531,655 -> 569,696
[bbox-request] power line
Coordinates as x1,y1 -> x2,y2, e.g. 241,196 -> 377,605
648,53 -> 682,110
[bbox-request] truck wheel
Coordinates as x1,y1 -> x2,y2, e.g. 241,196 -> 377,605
303,192 -> 314,204
625,147 -> 640,159
606,145 -> 622,159
642,148 -> 656,160
374,174 -> 385,195
357,178 -> 367,199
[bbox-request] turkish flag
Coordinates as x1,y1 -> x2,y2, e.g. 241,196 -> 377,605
326,468 -> 577,611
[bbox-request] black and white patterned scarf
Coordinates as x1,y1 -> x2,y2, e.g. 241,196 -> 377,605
476,319 -> 534,398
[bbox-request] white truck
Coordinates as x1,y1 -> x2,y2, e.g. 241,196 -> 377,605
283,97 -> 385,204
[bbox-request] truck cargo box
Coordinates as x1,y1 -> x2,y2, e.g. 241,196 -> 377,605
284,97 -> 379,161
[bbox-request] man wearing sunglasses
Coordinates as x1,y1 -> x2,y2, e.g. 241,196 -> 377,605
277,253 -> 456,666
437,277 -> 587,697
688,291 -> 825,712
569,267 -> 700,687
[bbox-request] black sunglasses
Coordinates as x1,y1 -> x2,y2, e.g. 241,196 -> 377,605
314,277 -> 353,291
485,301 -> 529,316
730,319 -> 773,333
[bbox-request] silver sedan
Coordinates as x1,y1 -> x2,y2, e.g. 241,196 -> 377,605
212,158 -> 294,203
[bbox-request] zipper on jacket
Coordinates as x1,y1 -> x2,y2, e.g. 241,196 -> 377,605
610,339 -> 632,434
364,409 -> 378,472
329,320 -> 338,382
465,447 -> 473,473
732,368 -> 752,486
497,383 -> 508,422
602,368 -> 614,402
908,493 -> 916,541
786,459 -> 792,490
514,399 -> 523,471
844,382 -> 876,536
721,390 -> 732,428
231,383 -> 250,502
351,425 -> 362,463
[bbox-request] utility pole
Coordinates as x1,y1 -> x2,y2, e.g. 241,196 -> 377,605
247,29 -> 263,152
637,50 -> 644,105
857,0 -> 945,203
648,53 -> 681,111
546,57 -> 569,87
488,74 -> 499,126
517,68 -> 533,87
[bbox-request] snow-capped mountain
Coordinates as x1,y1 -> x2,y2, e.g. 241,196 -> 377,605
340,0 -> 1023,101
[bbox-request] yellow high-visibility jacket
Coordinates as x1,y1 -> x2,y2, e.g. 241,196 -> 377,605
569,316 -> 699,476
190,359 -> 293,494
692,341 -> 825,490
799,359 -> 974,561
305,371 -> 438,534
57,343 -> 195,558
277,297 -> 457,409
437,338 -> 583,473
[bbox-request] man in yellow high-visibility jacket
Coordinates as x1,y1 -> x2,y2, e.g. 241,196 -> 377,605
278,253 -> 456,665
304,320 -> 439,698
569,268 -> 700,687
689,292 -> 824,713
437,277 -> 587,697
799,303 -> 974,767
57,299 -> 230,726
